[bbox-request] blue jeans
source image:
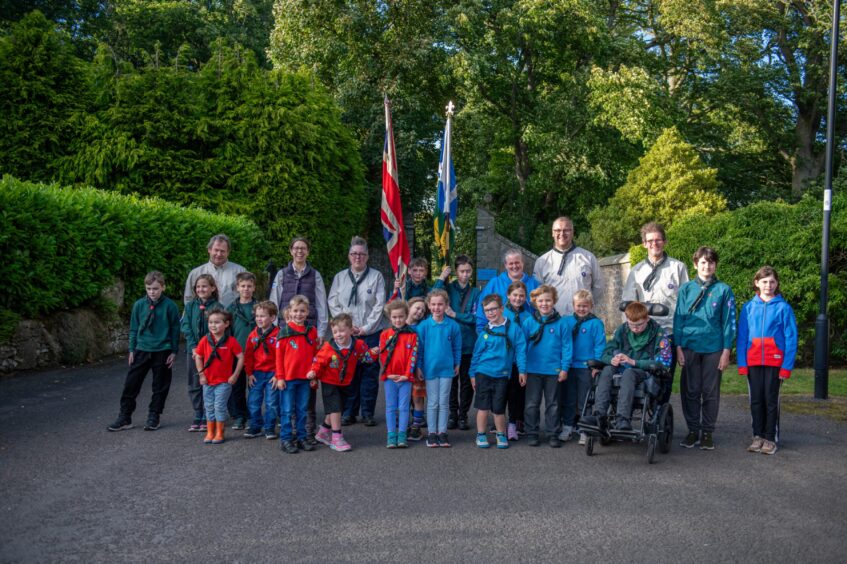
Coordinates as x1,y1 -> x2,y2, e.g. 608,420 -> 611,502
247,370 -> 278,432
280,379 -> 310,441
202,383 -> 232,422
426,377 -> 453,434
384,379 -> 412,433
343,332 -> 380,419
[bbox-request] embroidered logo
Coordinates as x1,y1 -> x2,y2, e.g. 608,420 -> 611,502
483,334 -> 489,340
290,340 -> 298,348
581,271 -> 587,277
329,354 -> 339,369
668,283 -> 675,289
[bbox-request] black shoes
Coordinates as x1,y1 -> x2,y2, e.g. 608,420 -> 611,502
280,440 -> 299,454
143,414 -> 160,431
107,417 -> 133,432
362,416 -> 377,427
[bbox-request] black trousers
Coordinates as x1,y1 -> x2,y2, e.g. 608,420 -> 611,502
507,364 -> 525,423
680,349 -> 722,434
120,350 -> 173,417
747,366 -> 781,442
449,354 -> 474,419
227,368 -> 249,420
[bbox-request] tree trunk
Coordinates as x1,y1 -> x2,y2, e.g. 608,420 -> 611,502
791,107 -> 825,197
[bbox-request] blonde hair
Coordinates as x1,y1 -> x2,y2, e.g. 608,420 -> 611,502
573,289 -> 593,304
426,289 -> 449,305
288,294 -> 310,308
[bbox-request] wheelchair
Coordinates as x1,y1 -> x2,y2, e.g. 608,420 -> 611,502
578,301 -> 674,464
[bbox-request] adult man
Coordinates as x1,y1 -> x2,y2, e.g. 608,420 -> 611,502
183,234 -> 246,308
622,222 -> 688,333
533,217 -> 603,316
327,236 -> 386,426
475,249 -> 539,332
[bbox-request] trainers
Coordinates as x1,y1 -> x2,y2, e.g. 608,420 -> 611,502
198,422 -> 207,432
559,425 -> 573,441
362,416 -> 377,427
476,433 -> 490,449
760,440 -> 777,455
396,432 -> 408,448
458,417 -> 469,430
496,432 -> 509,449
615,418 -> 632,431
280,440 -> 299,454
447,417 -> 458,430
516,421 -> 526,436
232,418 -> 246,430
507,422 -> 519,441
700,432 -> 715,450
747,436 -> 764,453
306,434 -> 318,446
341,415 -> 356,426
549,436 -> 562,448
438,433 -> 451,448
188,422 -> 202,432
244,428 -> 263,439
143,414 -> 160,431
680,431 -> 700,448
527,435 -> 541,447
426,434 -> 440,448
264,430 -> 279,440
298,439 -> 315,452
408,425 -> 423,441
387,432 -> 398,449
578,432 -> 587,446
330,434 -> 352,452
107,417 -> 133,432
315,426 -> 332,446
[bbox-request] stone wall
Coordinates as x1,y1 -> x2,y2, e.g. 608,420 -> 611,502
597,253 -> 631,332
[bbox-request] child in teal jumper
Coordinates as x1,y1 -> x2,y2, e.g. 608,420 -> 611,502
181,273 -> 220,432
226,271 -> 257,430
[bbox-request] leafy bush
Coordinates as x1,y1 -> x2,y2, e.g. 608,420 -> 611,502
0,176 -> 268,317
629,191 -> 847,364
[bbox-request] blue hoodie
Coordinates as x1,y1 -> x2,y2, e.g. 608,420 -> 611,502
737,294 -> 798,378
521,313 -> 572,376
475,271 -> 539,331
470,319 -> 528,378
416,315 -> 462,379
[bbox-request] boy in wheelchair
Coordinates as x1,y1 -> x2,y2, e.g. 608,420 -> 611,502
581,302 -> 672,431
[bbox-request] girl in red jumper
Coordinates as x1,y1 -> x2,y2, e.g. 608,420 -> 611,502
380,301 -> 418,448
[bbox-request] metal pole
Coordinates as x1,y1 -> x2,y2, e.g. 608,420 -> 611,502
815,0 -> 841,400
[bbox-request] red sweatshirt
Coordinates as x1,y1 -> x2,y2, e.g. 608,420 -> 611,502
195,335 -> 243,385
379,327 -> 418,381
275,323 -> 318,381
244,326 -> 280,375
311,338 -> 375,386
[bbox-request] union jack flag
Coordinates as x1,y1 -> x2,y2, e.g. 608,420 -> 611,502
381,95 -> 411,291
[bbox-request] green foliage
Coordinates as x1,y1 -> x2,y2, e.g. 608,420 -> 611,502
0,309 -> 20,343
0,176 -> 268,318
589,127 -> 726,254
648,189 -> 847,364
57,43 -> 366,275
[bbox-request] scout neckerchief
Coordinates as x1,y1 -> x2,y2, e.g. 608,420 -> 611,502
528,310 -> 561,346
233,300 -> 256,327
484,319 -> 513,351
347,267 -> 370,307
555,243 -> 577,276
202,333 -> 224,371
197,298 -> 212,338
506,302 -> 524,325
139,297 -> 159,334
572,312 -> 597,338
279,323 -> 315,346
380,325 -> 416,376
688,276 -> 717,313
330,337 -> 358,382
253,326 -> 275,354
642,253 -> 668,292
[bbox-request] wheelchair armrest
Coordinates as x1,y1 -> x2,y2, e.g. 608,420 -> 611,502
587,359 -> 606,370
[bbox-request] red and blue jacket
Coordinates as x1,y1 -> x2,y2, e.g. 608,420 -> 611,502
736,294 -> 798,379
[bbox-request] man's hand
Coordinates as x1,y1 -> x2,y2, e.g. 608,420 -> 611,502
445,306 -> 456,318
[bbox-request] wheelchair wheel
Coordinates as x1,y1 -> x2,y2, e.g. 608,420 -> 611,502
646,434 -> 657,464
585,436 -> 594,456
657,404 -> 674,454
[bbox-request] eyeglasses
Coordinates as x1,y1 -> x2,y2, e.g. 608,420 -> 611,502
483,306 -> 501,314
349,252 -> 368,258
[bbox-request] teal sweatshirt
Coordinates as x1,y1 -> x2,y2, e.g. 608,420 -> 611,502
673,277 -> 736,354
226,299 -> 257,348
180,297 -> 220,353
129,296 -> 180,353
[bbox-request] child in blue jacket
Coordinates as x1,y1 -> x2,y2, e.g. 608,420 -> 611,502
565,289 -> 607,445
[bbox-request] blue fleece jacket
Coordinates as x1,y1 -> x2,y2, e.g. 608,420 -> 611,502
416,316 -> 462,379
521,313 -> 572,376
433,279 -> 480,354
470,319 -> 527,378
569,314 -> 607,368
475,271 -> 539,331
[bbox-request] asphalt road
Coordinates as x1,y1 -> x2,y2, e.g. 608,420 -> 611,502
1,357 -> 845,563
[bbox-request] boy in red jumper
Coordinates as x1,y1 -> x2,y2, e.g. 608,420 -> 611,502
308,314 -> 378,452
380,301 -> 418,448
243,301 -> 281,440
275,295 -> 319,454
195,309 -> 244,445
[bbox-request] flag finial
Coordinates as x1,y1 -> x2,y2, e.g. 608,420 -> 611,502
446,101 -> 455,116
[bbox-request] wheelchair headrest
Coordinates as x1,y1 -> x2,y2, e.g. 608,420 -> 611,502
618,301 -> 670,317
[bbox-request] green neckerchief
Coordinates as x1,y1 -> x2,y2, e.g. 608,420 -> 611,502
626,326 -> 652,353
232,300 -> 256,327
279,323 -> 315,346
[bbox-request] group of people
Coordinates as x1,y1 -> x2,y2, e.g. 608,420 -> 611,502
108,218 -> 798,456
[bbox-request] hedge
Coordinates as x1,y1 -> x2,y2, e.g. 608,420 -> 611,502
629,191 -> 847,364
0,176 -> 269,318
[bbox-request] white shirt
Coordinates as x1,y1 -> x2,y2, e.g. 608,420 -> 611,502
183,260 -> 246,308
533,247 -> 604,315
327,268 -> 386,336
622,255 -> 689,332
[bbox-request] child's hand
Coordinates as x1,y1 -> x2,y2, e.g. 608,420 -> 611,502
394,278 -> 403,290
396,375 -> 409,382
470,377 -> 476,391
199,374 -> 207,386
227,374 -> 238,385
518,373 -> 527,386
676,346 -> 686,367
557,370 -> 568,382
454,366 -> 460,377
276,378 -> 287,391
440,265 -> 451,280
127,352 -> 135,366
247,373 -> 256,387
166,353 -> 176,368
590,368 -> 599,378
445,306 -> 456,318
369,346 -> 380,357
306,370 -> 317,380
415,368 -> 424,382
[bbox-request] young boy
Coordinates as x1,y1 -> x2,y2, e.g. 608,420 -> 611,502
433,255 -> 481,430
226,272 -> 257,430
380,300 -> 418,448
195,309 -> 244,444
582,302 -> 671,432
470,294 -> 527,449
108,271 -> 181,432
565,290 -> 607,445
243,301 -> 281,440
308,314 -> 378,452
416,290 -> 462,447
407,297 -> 428,440
275,295 -> 319,454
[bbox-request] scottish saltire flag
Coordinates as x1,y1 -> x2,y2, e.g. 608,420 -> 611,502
381,95 -> 410,287
434,101 -> 457,262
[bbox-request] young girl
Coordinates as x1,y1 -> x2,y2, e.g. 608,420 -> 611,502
737,266 -> 798,455
407,297 -> 428,440
380,301 -> 418,448
521,285 -> 571,447
181,274 -> 220,432
194,309 -> 244,444
503,281 -> 528,440
567,290 -> 606,445
416,290 -> 462,447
